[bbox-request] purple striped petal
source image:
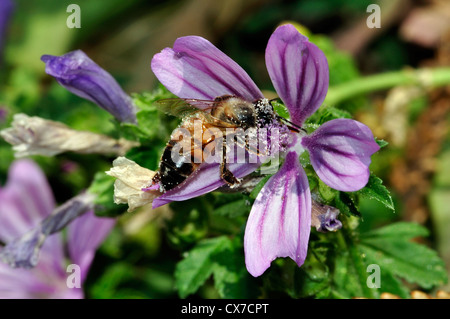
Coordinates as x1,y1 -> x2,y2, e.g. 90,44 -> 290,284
152,161 -> 260,208
41,50 -> 137,124
301,119 -> 380,192
0,160 -> 55,242
67,211 -> 115,282
265,24 -> 329,126
244,151 -> 311,277
151,36 -> 263,102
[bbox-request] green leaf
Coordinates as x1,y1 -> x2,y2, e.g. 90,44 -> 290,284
89,262 -> 135,299
373,266 -> 410,299
332,250 -> 365,298
249,175 -> 271,200
174,236 -> 257,299
360,222 -> 448,289
362,222 -> 429,240
292,244 -> 331,298
127,88 -> 179,140
212,237 -> 257,298
174,236 -> 229,298
213,196 -> 252,218
88,172 -> 127,217
375,138 -> 389,148
307,105 -> 352,126
167,198 -> 209,250
357,175 -> 395,212
334,192 -> 361,218
270,99 -> 290,119
318,179 -> 337,202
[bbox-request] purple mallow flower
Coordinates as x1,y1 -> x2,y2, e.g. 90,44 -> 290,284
0,0 -> 14,56
0,159 -> 115,298
150,24 -> 379,276
41,50 -> 137,124
150,29 -> 266,208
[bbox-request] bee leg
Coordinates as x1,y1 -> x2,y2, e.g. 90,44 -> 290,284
220,143 -> 240,186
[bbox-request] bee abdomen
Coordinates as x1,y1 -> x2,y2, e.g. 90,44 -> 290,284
159,140 -> 196,191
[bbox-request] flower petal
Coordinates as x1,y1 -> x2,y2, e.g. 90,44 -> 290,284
0,0 -> 14,56
0,234 -> 82,299
41,50 -> 137,123
0,261 -> 53,299
67,211 -> 115,282
106,157 -> 161,212
302,118 -> 380,192
265,24 -> 329,126
151,36 -> 263,102
244,151 -> 311,277
152,161 -> 260,208
0,192 -> 95,268
0,160 -> 54,242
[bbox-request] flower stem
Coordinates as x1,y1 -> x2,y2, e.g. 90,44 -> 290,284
324,67 -> 450,106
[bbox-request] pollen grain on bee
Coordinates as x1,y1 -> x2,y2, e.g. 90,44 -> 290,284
168,119 -> 284,165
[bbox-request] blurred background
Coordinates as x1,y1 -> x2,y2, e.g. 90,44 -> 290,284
0,0 -> 449,298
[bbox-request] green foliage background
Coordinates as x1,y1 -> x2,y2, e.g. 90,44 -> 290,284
1,0 -> 449,299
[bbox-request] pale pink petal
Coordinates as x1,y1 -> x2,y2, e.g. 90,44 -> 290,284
244,151 -> 311,277
67,211 -> 115,282
302,119 -> 380,192
0,160 -> 55,242
266,24 -> 329,126
151,36 -> 263,102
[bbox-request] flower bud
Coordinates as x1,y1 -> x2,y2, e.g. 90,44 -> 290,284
311,200 -> 342,233
0,113 -> 138,157
41,50 -> 137,123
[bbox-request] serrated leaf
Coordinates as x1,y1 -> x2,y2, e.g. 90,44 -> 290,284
357,175 -> 395,212
375,269 -> 410,299
307,105 -> 352,125
362,222 -> 429,240
128,87 -> 179,140
174,236 -> 229,298
375,138 -> 389,148
360,223 -> 448,289
360,241 -> 447,289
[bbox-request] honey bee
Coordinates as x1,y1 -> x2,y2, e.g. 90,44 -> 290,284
151,95 -> 300,192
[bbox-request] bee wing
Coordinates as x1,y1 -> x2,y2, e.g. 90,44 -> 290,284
156,98 -> 217,118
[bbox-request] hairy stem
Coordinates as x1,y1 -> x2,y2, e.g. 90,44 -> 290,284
325,67 -> 450,106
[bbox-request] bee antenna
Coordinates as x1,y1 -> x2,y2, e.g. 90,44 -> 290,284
276,115 -> 306,133
267,98 -> 306,133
